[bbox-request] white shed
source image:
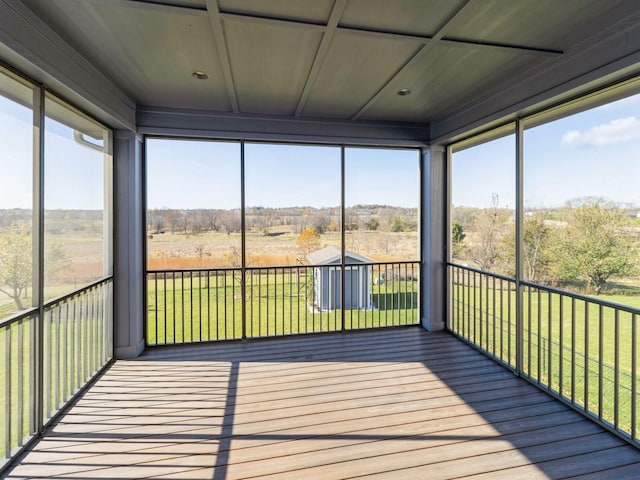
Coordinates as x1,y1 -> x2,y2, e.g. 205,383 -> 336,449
307,245 -> 373,311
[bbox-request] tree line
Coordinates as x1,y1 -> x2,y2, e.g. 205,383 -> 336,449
147,205 -> 418,236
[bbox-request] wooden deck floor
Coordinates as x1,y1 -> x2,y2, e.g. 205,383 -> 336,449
5,327 -> 640,479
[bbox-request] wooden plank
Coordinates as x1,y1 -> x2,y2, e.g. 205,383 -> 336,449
6,328 -> 640,480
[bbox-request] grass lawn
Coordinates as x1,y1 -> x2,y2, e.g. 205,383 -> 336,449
451,281 -> 640,435
146,271 -> 420,345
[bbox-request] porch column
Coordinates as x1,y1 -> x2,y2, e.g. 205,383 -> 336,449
421,145 -> 446,331
113,130 -> 145,358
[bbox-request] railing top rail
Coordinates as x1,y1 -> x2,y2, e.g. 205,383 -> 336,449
147,260 -> 421,275
0,306 -> 38,329
1,275 -> 114,328
447,262 -> 515,283
42,275 -> 113,310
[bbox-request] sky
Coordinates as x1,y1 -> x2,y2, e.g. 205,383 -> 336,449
0,96 -> 104,210
146,140 -> 420,210
452,93 -> 640,209
3,83 -> 640,211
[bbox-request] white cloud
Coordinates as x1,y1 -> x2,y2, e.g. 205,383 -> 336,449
561,116 -> 640,147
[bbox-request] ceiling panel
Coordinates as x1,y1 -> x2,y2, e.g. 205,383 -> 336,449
340,0 -> 462,36
223,17 -> 323,115
16,0 -> 640,134
360,44 -> 545,122
26,0 -> 232,110
302,32 -> 422,118
217,0 -> 334,23
445,0 -> 627,50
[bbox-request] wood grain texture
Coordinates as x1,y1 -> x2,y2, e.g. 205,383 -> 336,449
6,327 -> 640,479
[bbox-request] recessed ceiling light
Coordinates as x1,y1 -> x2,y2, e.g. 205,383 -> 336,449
192,71 -> 209,80
397,88 -> 412,96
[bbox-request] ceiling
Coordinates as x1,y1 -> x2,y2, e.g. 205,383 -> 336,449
17,0 -> 640,140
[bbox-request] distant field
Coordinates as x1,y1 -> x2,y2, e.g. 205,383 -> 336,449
147,229 -> 419,269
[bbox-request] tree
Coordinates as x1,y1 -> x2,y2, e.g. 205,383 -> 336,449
554,205 -> 637,294
390,216 -> 409,232
365,217 -> 380,231
312,213 -> 331,234
0,230 -> 31,310
451,221 -> 466,260
220,211 -> 241,235
296,227 -> 321,254
500,212 -> 551,282
468,208 -> 507,271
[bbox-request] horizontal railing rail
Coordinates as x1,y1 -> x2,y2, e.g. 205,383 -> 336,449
147,261 -> 420,346
448,262 -> 639,448
0,307 -> 38,330
1,276 -> 114,471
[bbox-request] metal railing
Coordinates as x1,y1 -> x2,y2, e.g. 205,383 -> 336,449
448,263 -> 639,447
0,277 -> 113,469
147,261 -> 420,346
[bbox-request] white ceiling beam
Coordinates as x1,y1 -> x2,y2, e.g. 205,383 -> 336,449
294,0 -> 348,117
205,0 -> 239,113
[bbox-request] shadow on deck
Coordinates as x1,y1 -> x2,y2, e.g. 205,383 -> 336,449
4,327 -> 640,479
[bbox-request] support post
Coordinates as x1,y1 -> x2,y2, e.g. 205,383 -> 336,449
421,145 -> 446,331
113,130 -> 145,358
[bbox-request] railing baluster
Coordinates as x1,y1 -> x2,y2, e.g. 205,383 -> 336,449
153,273 -> 158,345
257,269 -> 261,337
204,271 -> 209,341
198,272 -> 202,342
632,312 -> 637,441
164,272 -> 172,343
43,309 -> 50,421
599,304 -> 604,420
614,308 -> 620,429
492,275 -> 496,356
17,319 -> 24,447
547,291 -> 552,388
61,302 -> 68,404
231,269 -> 236,339
180,271 -> 184,342
585,300 -> 590,411
189,271 -> 193,342
5,323 -> 11,459
559,293 -> 564,397
527,284 -> 532,377
537,287 -> 542,383
465,268 -> 469,340
572,296 -> 576,405
508,276 -> 512,365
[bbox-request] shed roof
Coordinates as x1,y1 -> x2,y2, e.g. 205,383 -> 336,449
307,245 -> 373,265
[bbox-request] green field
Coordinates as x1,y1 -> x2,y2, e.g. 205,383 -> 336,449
146,271 -> 420,344
451,281 -> 640,434
0,284 -> 112,461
